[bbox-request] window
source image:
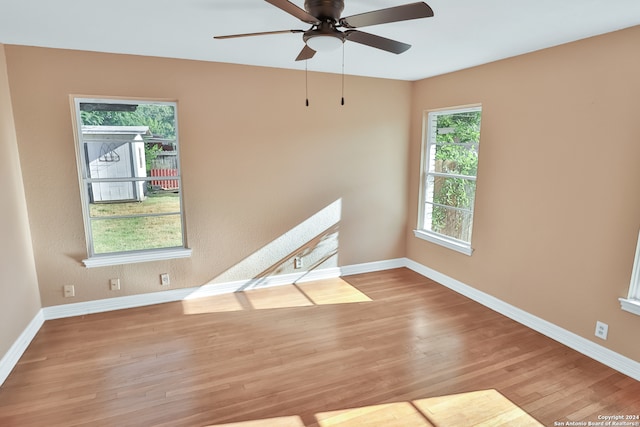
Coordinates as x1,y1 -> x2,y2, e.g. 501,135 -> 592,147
415,105 -> 482,255
620,230 -> 640,316
72,98 -> 190,267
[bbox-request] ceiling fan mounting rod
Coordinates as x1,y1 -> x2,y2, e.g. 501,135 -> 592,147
304,0 -> 344,21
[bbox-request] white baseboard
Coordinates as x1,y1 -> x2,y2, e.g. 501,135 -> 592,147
42,269 -> 333,320
0,310 -> 44,386
42,259 -> 405,320
404,258 -> 640,382
3,257 -> 638,388
340,258 -> 406,276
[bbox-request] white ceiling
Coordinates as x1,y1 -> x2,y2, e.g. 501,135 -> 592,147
1,0 -> 639,81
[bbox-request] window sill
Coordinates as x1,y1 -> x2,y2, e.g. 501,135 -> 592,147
619,298 -> 640,316
413,230 -> 473,256
82,248 -> 192,268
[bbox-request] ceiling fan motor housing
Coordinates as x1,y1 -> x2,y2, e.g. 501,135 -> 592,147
304,0 -> 344,21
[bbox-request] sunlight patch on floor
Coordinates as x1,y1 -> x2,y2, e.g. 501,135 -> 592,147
414,389 -> 543,426
245,284 -> 315,310
205,416 -> 305,427
297,278 -> 371,305
204,389 -> 542,427
181,278 -> 372,315
316,401 -> 430,426
181,292 -> 245,314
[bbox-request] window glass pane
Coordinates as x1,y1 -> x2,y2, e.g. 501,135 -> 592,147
424,204 -> 473,243
88,183 -> 181,217
427,176 -> 476,210
435,111 -> 481,144
433,143 -> 478,176
83,138 -> 147,180
433,110 -> 480,176
91,214 -> 183,254
87,179 -> 147,205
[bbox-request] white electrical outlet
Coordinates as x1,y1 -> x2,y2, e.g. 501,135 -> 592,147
160,273 -> 170,286
294,256 -> 303,269
595,321 -> 608,340
63,285 -> 75,298
109,278 -> 120,291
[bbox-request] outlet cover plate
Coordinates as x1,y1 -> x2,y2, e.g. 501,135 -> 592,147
595,321 -> 608,340
160,273 -> 170,286
63,285 -> 75,298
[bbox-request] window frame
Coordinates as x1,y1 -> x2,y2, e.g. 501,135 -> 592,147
414,105 -> 482,256
619,230 -> 640,316
71,97 -> 191,267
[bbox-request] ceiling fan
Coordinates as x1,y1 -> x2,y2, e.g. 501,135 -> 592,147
215,0 -> 434,61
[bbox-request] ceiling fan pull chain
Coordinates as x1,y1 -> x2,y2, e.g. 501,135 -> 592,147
341,42 -> 345,106
305,60 -> 310,107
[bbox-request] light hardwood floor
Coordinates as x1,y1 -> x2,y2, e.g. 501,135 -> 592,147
0,268 -> 638,426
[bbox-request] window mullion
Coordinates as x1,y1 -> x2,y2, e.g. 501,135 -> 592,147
426,201 -> 474,215
91,211 -> 182,221
426,171 -> 477,181
84,177 -> 180,184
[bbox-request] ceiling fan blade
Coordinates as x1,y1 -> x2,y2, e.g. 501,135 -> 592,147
214,29 -> 304,40
295,45 -> 316,61
345,30 -> 411,54
340,2 -> 433,29
265,0 -> 319,24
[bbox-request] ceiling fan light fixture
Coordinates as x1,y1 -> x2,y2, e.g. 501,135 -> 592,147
306,34 -> 343,52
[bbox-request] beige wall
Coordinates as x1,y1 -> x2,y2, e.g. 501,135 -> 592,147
407,26 -> 640,361
0,45 -> 41,357
4,46 -> 410,308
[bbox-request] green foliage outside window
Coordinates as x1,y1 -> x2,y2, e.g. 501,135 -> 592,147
80,104 -> 176,138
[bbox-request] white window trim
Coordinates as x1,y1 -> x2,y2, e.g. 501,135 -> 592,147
413,229 -> 474,256
72,97 -> 191,267
415,105 -> 480,256
619,230 -> 640,316
83,248 -> 192,268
